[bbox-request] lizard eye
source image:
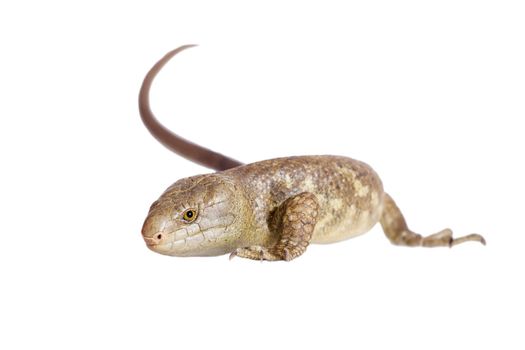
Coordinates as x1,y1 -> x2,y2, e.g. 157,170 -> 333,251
182,208 -> 198,222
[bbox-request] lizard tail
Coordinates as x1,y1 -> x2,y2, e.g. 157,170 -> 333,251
139,45 -> 244,171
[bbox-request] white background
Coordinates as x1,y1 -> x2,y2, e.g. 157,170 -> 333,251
1,1 -> 524,349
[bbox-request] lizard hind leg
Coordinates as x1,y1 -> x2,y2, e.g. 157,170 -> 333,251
379,193 -> 486,247
230,192 -> 320,261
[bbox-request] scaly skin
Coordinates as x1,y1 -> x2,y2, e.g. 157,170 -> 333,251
139,46 -> 486,261
141,155 -> 485,260
142,155 -> 383,258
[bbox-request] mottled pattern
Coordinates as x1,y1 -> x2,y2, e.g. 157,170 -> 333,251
227,155 -> 384,244
141,154 -> 487,260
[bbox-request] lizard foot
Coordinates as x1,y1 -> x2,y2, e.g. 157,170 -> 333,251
380,193 -> 487,248
421,229 -> 486,247
229,246 -> 281,261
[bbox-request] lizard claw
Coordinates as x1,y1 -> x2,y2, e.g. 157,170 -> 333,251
229,246 -> 281,261
229,250 -> 238,260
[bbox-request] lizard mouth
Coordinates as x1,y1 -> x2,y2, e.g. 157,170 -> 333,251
146,240 -> 185,255
145,230 -> 205,256
145,225 -> 231,256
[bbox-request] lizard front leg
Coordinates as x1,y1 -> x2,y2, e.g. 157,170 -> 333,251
230,192 -> 320,261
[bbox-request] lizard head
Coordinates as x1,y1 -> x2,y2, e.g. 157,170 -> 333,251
141,174 -> 250,257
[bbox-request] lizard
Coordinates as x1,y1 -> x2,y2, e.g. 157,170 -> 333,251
139,45 -> 486,261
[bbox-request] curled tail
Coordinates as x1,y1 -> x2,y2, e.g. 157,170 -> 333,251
139,45 -> 243,171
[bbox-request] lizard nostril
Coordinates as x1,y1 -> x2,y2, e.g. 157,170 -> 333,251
157,234 -> 162,240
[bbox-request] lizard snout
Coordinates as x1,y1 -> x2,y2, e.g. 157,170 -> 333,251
141,212 -> 190,256
141,214 -> 170,247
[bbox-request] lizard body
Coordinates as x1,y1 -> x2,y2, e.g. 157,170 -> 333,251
140,46 -> 485,261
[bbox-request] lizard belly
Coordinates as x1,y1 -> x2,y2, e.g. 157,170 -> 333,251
311,193 -> 384,244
